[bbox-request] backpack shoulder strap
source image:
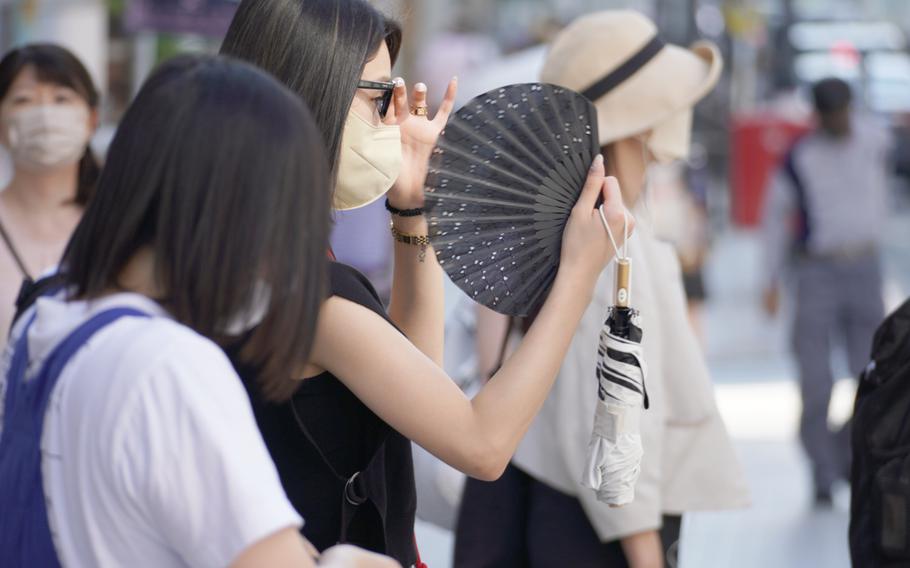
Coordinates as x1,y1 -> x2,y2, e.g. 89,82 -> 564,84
4,306 -> 151,421
0,306 -> 150,568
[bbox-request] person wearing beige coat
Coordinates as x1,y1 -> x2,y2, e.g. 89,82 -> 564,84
454,10 -> 749,567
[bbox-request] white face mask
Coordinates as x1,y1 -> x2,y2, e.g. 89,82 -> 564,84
3,105 -> 91,172
644,108 -> 693,165
334,110 -> 402,211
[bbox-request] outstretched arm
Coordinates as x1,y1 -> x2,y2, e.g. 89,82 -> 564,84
311,158 -> 634,480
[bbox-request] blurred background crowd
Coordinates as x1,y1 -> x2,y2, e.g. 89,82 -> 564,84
2,0 -> 910,566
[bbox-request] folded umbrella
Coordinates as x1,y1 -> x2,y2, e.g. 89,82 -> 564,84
583,212 -> 648,507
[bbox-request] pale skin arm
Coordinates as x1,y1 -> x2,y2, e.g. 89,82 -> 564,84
229,528 -> 400,568
387,211 -> 445,365
620,530 -> 664,568
383,79 -> 457,366
310,157 -> 634,481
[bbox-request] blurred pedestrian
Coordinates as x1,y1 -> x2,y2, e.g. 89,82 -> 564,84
455,11 -> 749,568
762,77 -> 891,505
0,55 -> 400,568
0,44 -> 100,345
218,2 -> 633,564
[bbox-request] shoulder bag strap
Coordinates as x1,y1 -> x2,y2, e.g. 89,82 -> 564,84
0,217 -> 32,280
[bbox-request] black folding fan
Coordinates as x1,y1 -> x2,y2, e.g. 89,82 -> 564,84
425,83 -> 599,317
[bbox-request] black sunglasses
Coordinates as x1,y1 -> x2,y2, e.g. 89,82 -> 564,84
358,80 -> 396,118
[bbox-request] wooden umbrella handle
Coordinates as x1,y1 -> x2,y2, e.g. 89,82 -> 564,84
615,258 -> 631,307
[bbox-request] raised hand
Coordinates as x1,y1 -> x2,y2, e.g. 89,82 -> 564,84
561,154 -> 635,282
384,77 -> 458,209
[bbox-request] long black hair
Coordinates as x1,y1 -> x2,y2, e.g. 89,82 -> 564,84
0,43 -> 101,206
220,0 -> 401,176
62,55 -> 332,402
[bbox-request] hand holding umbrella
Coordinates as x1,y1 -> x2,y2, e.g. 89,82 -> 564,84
583,209 -> 648,507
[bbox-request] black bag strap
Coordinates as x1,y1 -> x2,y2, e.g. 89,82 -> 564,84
289,397 -> 384,542
0,217 -> 32,281
289,400 -> 351,483
10,273 -> 66,335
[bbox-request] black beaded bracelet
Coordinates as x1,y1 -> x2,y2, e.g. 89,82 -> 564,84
385,198 -> 424,217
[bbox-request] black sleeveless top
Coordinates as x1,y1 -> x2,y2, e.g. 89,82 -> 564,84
230,263 -> 418,566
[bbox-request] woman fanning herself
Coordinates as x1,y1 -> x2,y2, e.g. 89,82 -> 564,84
0,56 -> 395,568
220,0 -> 634,564
0,44 -> 100,344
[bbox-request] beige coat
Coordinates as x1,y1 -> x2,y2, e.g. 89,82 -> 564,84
511,218 -> 749,541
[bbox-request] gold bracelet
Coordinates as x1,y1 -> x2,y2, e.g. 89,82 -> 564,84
390,224 -> 430,262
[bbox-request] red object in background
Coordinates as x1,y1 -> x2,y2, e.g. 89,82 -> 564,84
730,114 -> 811,227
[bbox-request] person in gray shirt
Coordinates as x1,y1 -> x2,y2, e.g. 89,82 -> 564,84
762,77 -> 891,505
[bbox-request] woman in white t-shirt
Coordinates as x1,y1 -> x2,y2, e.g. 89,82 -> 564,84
0,56 -> 396,568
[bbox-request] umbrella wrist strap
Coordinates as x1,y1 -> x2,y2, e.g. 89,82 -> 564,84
598,205 -> 629,261
599,206 -> 632,306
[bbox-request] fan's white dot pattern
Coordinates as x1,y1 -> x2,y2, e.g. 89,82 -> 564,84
425,83 -> 599,317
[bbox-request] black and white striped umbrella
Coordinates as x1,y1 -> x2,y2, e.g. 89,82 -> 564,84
582,211 -> 648,507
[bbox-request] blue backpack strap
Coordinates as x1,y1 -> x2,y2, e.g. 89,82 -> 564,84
782,144 -> 811,247
0,306 -> 150,568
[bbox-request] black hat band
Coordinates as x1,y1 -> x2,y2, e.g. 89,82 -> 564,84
581,35 -> 666,103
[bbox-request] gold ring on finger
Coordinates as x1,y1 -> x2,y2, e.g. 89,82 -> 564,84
411,105 -> 428,116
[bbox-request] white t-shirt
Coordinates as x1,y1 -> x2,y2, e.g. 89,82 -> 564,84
0,292 -> 302,568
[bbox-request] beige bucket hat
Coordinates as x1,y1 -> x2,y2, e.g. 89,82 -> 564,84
541,10 -> 723,157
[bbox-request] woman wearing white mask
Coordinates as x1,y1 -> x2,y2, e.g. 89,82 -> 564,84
0,44 -> 99,343
219,1 -> 634,565
456,11 -> 750,568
